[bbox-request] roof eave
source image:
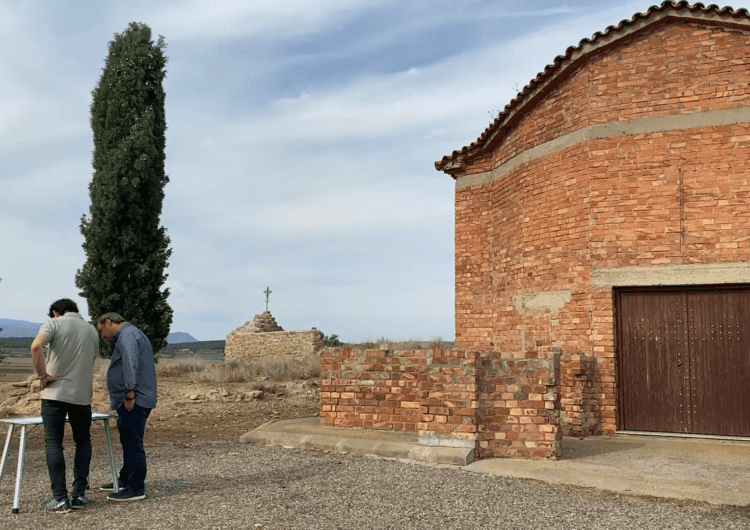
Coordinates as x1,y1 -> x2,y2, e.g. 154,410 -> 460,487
435,2 -> 750,177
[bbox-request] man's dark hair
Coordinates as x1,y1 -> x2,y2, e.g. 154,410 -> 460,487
48,298 -> 79,318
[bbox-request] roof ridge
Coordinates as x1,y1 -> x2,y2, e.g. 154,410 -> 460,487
435,1 -> 750,176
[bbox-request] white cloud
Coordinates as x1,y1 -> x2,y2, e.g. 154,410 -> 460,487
220,16 -> 631,150
215,0 -> 691,153
226,59 -> 515,144
150,0 -> 396,41
187,313 -> 233,323
6,159 -> 91,213
0,218 -> 88,317
0,8 -> 94,152
255,186 -> 450,235
0,3 -> 17,32
0,92 -> 91,152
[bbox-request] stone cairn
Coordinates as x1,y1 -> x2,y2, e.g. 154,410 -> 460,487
232,311 -> 284,333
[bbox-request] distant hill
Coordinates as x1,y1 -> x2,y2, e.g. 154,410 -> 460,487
1,337 -> 224,356
0,319 -> 41,338
1,319 -> 197,344
0,337 -> 33,349
167,332 -> 197,343
162,340 -> 224,352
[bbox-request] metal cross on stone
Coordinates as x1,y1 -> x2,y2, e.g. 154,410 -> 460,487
264,286 -> 272,312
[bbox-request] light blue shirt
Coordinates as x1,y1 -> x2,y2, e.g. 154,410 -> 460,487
107,322 -> 157,410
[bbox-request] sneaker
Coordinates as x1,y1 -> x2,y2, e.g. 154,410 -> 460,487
107,488 -> 146,502
99,481 -> 126,492
70,492 -> 89,509
40,497 -> 71,513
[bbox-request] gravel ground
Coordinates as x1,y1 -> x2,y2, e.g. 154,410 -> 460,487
2,433 -> 750,530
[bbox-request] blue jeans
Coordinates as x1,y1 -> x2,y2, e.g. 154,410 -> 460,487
116,403 -> 151,494
41,399 -> 92,501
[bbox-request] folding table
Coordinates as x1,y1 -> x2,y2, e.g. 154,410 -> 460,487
0,412 -> 119,514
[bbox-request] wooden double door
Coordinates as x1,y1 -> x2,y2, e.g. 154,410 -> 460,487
616,286 -> 750,436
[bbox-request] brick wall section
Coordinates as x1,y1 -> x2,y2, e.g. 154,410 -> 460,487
560,353 -> 600,437
321,349 -> 563,459
587,126 -> 750,267
418,349 -> 478,445
592,289 -> 616,433
320,349 -> 423,430
476,351 -> 561,459
487,143 -> 594,356
455,182 -> 494,351
225,330 -> 323,361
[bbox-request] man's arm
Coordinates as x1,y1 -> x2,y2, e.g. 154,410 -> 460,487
30,332 -> 59,389
119,329 -> 141,409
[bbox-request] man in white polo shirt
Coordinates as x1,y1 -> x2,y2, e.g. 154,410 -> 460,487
30,298 -> 99,513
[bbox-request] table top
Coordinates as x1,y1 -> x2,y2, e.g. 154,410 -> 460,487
1,412 -> 116,425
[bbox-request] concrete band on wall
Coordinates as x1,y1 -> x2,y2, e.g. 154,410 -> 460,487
513,290 -> 571,312
509,262 -> 750,294
456,106 -> 750,190
504,265 -> 750,310
592,262 -> 750,287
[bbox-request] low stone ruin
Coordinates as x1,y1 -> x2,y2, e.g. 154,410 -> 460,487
225,311 -> 323,361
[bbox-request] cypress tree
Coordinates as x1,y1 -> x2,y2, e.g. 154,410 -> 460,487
76,22 -> 173,356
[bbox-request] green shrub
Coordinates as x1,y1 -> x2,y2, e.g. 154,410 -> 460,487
323,334 -> 342,347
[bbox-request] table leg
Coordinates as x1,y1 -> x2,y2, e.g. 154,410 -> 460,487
102,418 -> 120,493
12,425 -> 26,514
0,425 -> 14,497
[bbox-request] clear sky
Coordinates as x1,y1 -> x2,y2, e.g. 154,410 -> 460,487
3,0 -> 740,341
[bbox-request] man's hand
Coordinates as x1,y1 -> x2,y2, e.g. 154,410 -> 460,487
125,392 -> 135,411
38,374 -> 61,390
30,332 -> 52,388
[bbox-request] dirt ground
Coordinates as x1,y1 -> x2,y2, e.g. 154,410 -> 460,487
146,375 -> 321,443
1,359 -> 750,528
0,357 -> 321,445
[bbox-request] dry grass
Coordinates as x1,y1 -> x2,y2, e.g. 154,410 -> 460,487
347,335 -> 452,350
191,360 -> 256,383
155,357 -> 214,377
75,354 -> 322,386
151,354 -> 321,384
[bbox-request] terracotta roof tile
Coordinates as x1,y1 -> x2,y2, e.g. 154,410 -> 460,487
435,1 -> 750,177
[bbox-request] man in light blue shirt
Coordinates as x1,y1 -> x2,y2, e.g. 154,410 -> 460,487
96,312 -> 157,502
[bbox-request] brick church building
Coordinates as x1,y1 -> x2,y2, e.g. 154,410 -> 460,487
322,2 -> 750,459
436,1 -> 750,438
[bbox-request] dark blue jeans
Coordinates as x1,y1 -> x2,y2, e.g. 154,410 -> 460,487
116,403 -> 151,494
41,399 -> 92,501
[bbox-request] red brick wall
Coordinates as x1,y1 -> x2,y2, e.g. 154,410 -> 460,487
486,143 -> 593,355
321,348 -> 563,459
452,21 -> 750,436
320,349 -> 422,431
455,182 -> 494,351
587,127 -> 750,267
559,353 -> 600,437
320,348 -> 478,439
476,351 -> 561,459
417,349 -> 477,444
